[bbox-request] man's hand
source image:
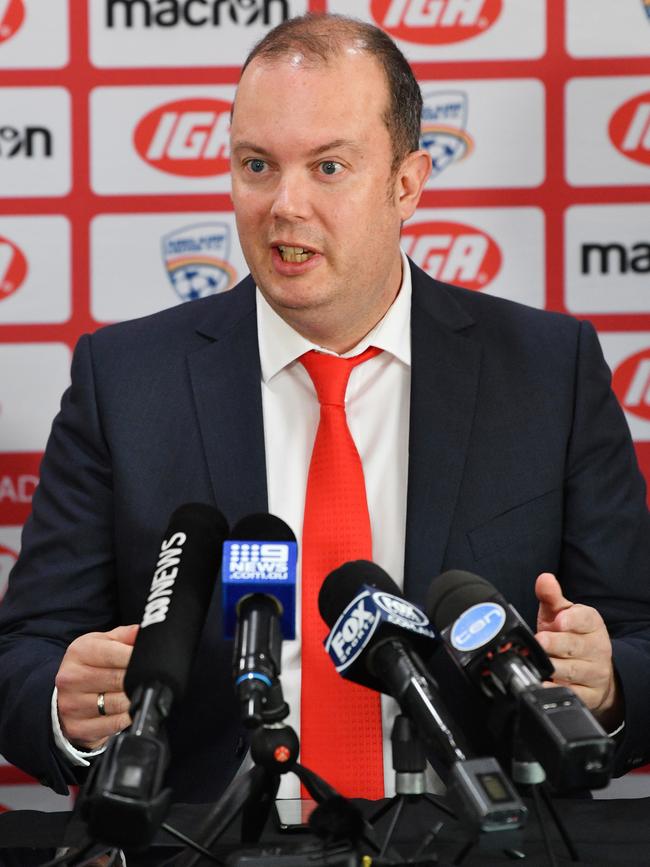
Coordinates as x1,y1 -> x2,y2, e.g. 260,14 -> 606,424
55,624 -> 139,751
534,572 -> 622,729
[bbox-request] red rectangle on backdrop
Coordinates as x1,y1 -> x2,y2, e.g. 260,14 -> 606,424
0,453 -> 42,525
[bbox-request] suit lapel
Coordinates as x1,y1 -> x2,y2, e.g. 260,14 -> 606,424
404,264 -> 482,606
187,278 -> 268,526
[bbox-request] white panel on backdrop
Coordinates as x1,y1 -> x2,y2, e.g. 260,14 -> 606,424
91,212 -> 247,322
566,77 -> 650,187
89,0 -> 309,67
326,0 -> 545,62
0,0 -> 68,69
566,0 -> 650,59
0,525 -> 20,600
403,207 -> 545,307
565,205 -> 650,315
599,332 -> 650,441
90,85 -> 236,195
419,79 -> 545,189
0,87 -> 71,197
0,780 -> 73,811
0,343 -> 70,451
0,216 -> 70,324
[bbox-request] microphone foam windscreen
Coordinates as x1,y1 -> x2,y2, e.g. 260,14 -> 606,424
124,502 -> 228,702
230,512 -> 296,542
426,570 -> 497,631
318,559 -> 398,627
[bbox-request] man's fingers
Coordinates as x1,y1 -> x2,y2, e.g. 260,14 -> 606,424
58,690 -> 131,721
66,631 -> 136,670
105,624 -> 139,645
62,710 -> 133,751
554,603 -> 602,635
535,572 -> 573,630
537,629 -> 587,660
56,661 -> 128,696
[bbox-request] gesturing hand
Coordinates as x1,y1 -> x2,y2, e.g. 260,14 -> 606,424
55,624 -> 139,750
534,572 -> 622,729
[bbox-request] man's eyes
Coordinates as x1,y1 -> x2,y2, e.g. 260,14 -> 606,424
242,159 -> 344,176
245,158 -> 267,173
319,161 -> 343,176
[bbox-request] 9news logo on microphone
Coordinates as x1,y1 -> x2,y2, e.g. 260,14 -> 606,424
222,537 -> 297,640
326,587 -> 434,673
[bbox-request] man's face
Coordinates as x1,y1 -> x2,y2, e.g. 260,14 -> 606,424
230,51 -> 424,351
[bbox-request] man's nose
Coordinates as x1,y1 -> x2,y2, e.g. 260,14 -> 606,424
270,171 -> 312,221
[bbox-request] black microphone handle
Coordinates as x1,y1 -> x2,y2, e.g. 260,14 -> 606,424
370,638 -> 469,769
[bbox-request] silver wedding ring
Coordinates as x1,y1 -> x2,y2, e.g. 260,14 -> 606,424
97,692 -> 106,717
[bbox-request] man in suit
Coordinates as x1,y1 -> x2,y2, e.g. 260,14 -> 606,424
1,14 -> 649,805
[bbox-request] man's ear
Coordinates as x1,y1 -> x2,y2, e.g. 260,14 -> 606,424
396,149 -> 432,222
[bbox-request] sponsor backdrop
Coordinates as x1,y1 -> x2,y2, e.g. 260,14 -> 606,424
0,0 -> 649,809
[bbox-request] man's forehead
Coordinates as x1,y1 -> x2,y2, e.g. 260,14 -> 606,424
233,50 -> 389,108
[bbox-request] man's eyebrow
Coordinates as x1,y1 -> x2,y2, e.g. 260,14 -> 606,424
231,139 -> 363,157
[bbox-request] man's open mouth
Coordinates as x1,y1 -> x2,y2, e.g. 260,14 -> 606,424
277,245 -> 316,264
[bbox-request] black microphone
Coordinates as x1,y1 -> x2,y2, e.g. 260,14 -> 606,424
425,570 -> 615,791
223,513 -> 297,728
82,502 -> 228,848
319,561 -> 526,832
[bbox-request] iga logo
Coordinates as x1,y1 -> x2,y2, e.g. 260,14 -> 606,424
420,91 -> 473,179
613,349 -> 650,422
162,222 -> 237,301
371,0 -> 501,45
609,92 -> 650,168
402,221 -> 501,290
133,98 -> 231,177
0,0 -> 25,45
0,235 -> 27,301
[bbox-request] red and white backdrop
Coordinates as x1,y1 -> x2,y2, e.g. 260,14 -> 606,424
1,0 -> 649,810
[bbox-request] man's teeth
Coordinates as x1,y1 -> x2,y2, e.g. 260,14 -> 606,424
278,245 -> 315,263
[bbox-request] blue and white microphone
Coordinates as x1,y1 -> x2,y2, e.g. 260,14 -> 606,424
222,513 -> 297,727
426,570 -> 615,791
319,561 -> 527,832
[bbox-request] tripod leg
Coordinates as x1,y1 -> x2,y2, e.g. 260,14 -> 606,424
174,766 -> 268,867
539,785 -> 580,862
379,796 -> 406,859
369,796 -> 398,824
530,785 -> 558,867
240,774 -> 280,843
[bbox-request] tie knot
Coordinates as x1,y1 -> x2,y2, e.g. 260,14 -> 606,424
300,346 -> 382,406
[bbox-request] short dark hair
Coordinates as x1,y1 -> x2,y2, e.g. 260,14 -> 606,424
239,13 -> 423,171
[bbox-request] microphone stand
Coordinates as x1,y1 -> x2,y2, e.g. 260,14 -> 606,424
368,714 -> 455,862
170,679 -> 373,867
510,739 -> 580,866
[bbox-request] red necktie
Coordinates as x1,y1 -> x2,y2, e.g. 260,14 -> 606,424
299,345 -> 384,799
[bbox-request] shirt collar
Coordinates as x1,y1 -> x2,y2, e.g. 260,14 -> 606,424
257,249 -> 412,383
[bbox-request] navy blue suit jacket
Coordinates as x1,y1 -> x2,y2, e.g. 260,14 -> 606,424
1,262 -> 649,803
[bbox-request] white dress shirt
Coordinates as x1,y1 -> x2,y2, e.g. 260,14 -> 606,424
259,250 -> 418,798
